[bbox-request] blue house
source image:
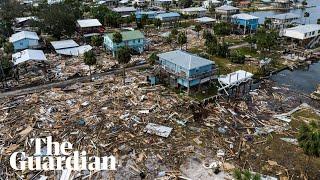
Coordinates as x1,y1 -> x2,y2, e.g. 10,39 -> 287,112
231,13 -> 259,34
9,31 -> 40,51
104,30 -> 145,57
135,11 -> 165,20
155,12 -> 180,22
157,50 -> 215,89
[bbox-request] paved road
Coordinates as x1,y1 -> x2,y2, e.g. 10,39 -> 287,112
229,43 -> 250,50
0,64 -> 149,99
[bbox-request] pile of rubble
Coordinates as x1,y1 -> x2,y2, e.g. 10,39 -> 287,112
0,71 -> 318,179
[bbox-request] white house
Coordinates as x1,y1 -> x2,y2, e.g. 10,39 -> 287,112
112,7 -> 137,16
9,31 -> 40,51
180,7 -> 207,17
202,0 -> 222,9
283,24 -> 320,48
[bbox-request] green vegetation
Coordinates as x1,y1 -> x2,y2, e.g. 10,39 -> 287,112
116,46 -> 132,84
177,32 -> 187,50
233,169 -> 261,180
83,51 -> 97,76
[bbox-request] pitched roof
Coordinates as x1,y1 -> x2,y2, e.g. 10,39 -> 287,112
50,40 -> 79,50
232,13 -> 259,20
9,31 -> 39,42
157,50 -> 214,70
77,19 -> 102,28
216,5 -> 239,11
12,49 -> 47,65
105,30 -> 145,41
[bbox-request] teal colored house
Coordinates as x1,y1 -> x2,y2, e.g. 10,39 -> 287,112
231,13 -> 259,34
9,31 -> 40,51
104,30 -> 145,57
157,50 -> 215,89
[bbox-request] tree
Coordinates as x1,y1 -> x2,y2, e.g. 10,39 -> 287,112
116,46 -> 132,84
148,53 -> 158,65
255,28 -> 277,51
35,3 -> 78,39
317,19 -> 320,25
216,42 -> 229,58
230,51 -> 245,64
171,28 -> 178,37
154,19 -> 162,29
83,51 -> 97,76
0,55 -> 13,87
178,0 -> 193,8
208,3 -> 216,17
298,121 -> 320,177
177,32 -> 187,50
298,121 -> 320,157
194,24 -> 202,38
244,35 -> 256,50
91,36 -> 103,47
264,18 -> 272,29
3,42 -> 14,54
113,32 -> 123,44
214,22 -> 232,36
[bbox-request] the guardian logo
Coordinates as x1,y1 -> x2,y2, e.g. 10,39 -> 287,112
10,136 -> 116,171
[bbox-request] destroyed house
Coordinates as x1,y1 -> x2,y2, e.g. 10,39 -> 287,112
157,50 -> 215,88
104,30 -> 145,57
266,13 -> 300,30
76,19 -> 104,37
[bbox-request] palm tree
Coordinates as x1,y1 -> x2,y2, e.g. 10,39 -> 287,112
116,46 -> 132,84
194,24 -> 202,38
298,121 -> 320,176
83,51 -> 97,77
177,32 -> 187,50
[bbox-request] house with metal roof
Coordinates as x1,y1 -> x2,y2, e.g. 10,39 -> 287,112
9,31 -> 40,51
155,12 -> 180,22
112,7 -> 137,16
50,39 -> 92,56
231,13 -> 259,33
135,11 -> 166,20
12,49 -> 47,66
266,13 -> 300,30
76,19 -> 104,37
215,5 -> 239,21
157,50 -> 215,89
283,24 -> 320,48
180,7 -> 207,17
104,30 -> 145,57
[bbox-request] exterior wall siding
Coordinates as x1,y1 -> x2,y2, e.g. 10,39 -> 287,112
13,38 -> 39,51
160,58 -> 214,87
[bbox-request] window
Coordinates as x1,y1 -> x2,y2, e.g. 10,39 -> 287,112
312,31 -> 315,35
